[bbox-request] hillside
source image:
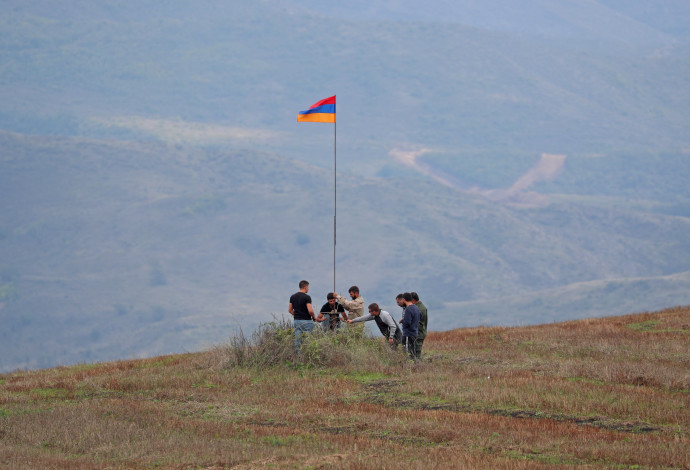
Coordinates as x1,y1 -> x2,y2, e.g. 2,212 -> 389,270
3,130 -> 690,371
1,0 -> 689,169
0,307 -> 688,469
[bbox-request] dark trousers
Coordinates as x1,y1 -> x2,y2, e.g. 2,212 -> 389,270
403,335 -> 418,359
415,337 -> 424,358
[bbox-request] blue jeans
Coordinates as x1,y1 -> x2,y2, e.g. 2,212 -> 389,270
294,319 -> 315,353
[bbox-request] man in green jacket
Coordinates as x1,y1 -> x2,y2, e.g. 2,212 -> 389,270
411,292 -> 427,358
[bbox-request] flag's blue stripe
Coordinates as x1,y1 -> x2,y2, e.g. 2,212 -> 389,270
299,104 -> 335,115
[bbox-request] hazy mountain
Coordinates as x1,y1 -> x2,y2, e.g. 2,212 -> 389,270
2,130 -> 690,371
295,0 -> 678,45
1,0 -> 689,164
1,1 -> 689,370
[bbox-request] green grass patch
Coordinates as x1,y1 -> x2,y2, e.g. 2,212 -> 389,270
626,320 -> 660,331
504,449 -> 590,466
30,387 -> 69,399
191,380 -> 219,389
625,319 -> 690,335
566,376 -> 606,386
260,435 -> 299,447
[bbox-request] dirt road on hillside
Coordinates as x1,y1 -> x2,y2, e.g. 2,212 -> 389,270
389,148 -> 566,206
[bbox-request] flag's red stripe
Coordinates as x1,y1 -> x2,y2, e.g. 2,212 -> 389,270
309,95 -> 336,109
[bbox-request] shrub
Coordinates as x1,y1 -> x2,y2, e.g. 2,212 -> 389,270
222,317 -> 294,368
220,317 -> 409,372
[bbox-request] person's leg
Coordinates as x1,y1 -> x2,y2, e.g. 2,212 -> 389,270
415,337 -> 424,359
402,336 -> 411,358
404,336 -> 418,360
294,320 -> 314,353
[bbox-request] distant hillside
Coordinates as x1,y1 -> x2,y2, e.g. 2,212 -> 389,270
0,307 -> 687,469
2,130 -> 690,371
598,0 -> 690,39
297,0 -> 679,45
0,0 -> 689,171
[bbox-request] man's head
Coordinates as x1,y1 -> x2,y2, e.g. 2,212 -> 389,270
327,292 -> 337,306
348,285 -> 360,299
396,294 -> 405,307
402,292 -> 413,305
411,292 -> 419,304
368,303 -> 381,316
299,280 -> 309,292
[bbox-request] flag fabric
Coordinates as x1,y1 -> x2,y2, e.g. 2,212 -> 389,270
297,95 -> 336,123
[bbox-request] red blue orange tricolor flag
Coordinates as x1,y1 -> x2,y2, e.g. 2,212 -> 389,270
297,95 -> 336,123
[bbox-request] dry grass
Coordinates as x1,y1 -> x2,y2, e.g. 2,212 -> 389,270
1,307 -> 688,469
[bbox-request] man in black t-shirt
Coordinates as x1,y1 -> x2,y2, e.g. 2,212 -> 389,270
317,292 -> 347,331
288,280 -> 318,353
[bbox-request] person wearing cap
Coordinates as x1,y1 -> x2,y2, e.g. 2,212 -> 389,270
317,292 -> 348,331
347,303 -> 401,348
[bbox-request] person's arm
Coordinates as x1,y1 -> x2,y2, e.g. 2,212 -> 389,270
347,313 -> 373,324
307,302 -> 316,320
288,303 -> 294,316
336,294 -> 363,312
339,306 -> 348,322
336,295 -> 355,310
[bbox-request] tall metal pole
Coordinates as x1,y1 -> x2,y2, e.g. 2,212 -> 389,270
333,117 -> 337,293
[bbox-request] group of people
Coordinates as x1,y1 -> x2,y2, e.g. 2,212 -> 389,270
288,280 -> 428,360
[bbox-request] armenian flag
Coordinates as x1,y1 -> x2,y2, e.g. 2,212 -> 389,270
297,95 -> 336,123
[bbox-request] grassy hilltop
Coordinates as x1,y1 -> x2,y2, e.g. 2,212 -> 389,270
1,307 -> 688,469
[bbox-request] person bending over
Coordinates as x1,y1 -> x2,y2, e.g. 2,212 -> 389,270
347,303 -> 401,347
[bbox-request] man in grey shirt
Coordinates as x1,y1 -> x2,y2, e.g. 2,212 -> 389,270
347,303 -> 401,347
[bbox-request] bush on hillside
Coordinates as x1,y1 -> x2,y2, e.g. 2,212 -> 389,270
222,317 -> 294,368
221,317 -> 409,372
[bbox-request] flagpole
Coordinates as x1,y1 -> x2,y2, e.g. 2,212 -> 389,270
296,95 -> 336,293
333,115 -> 337,293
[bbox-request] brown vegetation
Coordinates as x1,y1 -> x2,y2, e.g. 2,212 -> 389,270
1,307 -> 688,469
